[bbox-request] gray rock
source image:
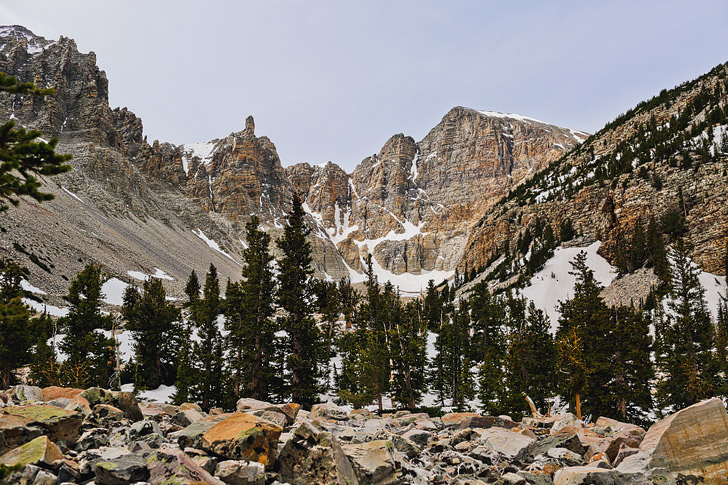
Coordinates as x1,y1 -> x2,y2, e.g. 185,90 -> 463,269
401,428 -> 431,448
94,453 -> 149,485
310,402 -> 349,421
553,466 -> 646,485
479,428 -> 536,461
214,460 -> 265,485
342,440 -> 399,485
9,386 -> 44,403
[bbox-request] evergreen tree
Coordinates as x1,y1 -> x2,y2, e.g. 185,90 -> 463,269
423,279 -> 442,331
276,194 -> 326,406
555,252 -> 613,419
612,304 -> 654,424
657,239 -> 715,410
122,277 -> 182,390
0,259 -> 32,388
225,215 -> 278,401
715,291 -> 728,397
442,299 -> 475,410
0,72 -> 72,212
28,311 -> 58,387
646,216 -> 670,287
58,263 -> 115,388
172,270 -> 199,405
191,264 -> 224,410
390,299 -> 428,409
630,221 -> 648,271
470,282 -> 506,415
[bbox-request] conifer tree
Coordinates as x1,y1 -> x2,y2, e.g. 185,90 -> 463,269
276,194 -> 326,406
28,311 -> 57,387
226,215 -> 277,401
122,277 -> 182,390
647,216 -> 670,287
522,301 -> 556,412
192,264 -> 224,410
656,239 -> 715,410
0,72 -> 72,212
470,282 -> 507,415
555,251 -> 613,419
390,299 -> 427,409
0,259 -> 32,388
612,304 -> 653,424
58,263 -> 115,388
442,299 -> 475,411
172,270 -> 199,405
715,293 -> 728,397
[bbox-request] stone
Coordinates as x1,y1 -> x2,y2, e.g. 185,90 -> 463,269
617,398 -> 728,483
401,429 -> 431,448
173,408 -> 206,427
74,427 -> 109,451
114,392 -> 143,422
0,413 -> 43,455
310,402 -> 349,421
594,417 -> 644,436
214,460 -> 265,485
375,430 -> 421,458
146,448 -> 224,484
40,386 -> 83,402
553,466 -> 645,485
94,453 -> 149,485
8,386 -> 44,403
342,439 -> 398,485
0,436 -> 62,467
546,447 -> 584,467
130,418 -> 161,437
278,403 -> 301,424
201,413 -> 282,466
80,387 -> 115,408
179,402 -> 203,412
234,398 -> 272,412
2,405 -> 83,447
441,412 -> 481,428
31,469 -> 56,485
458,415 -> 518,430
497,472 -> 527,485
478,427 -> 536,461
89,404 -> 125,427
518,432 -> 586,462
176,413 -> 232,449
64,394 -> 91,415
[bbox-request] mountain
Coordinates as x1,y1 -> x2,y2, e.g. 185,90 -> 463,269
458,61 -> 728,306
0,25 -> 586,298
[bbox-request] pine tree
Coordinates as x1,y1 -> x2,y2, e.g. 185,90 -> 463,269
192,264 -> 224,410
0,72 -> 72,212
555,251 -> 613,419
612,304 -> 653,424
470,282 -> 506,415
58,263 -> 115,388
0,259 -> 32,388
657,238 -> 715,410
276,194 -> 326,406
172,270 -> 199,405
28,311 -> 58,387
225,215 -> 278,401
647,216 -> 670,287
715,292 -> 728,397
390,299 -> 428,409
122,277 -> 182,390
630,221 -> 648,271
523,301 -> 556,413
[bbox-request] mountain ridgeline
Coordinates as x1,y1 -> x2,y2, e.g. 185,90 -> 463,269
1,24 -> 727,302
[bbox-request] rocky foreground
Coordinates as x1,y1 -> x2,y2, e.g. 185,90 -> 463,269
0,386 -> 727,484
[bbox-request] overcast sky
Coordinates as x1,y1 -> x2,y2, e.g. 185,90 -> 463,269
3,1 -> 728,171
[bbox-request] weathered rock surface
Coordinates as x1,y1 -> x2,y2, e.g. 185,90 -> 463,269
201,413 -> 282,466
0,436 -> 62,467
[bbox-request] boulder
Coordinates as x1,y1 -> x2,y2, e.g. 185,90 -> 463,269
235,398 -> 272,412
94,453 -> 150,485
215,460 -> 265,485
80,387 -> 115,407
201,413 -> 282,466
459,415 -> 518,430
173,408 -> 206,427
342,439 -> 398,485
3,405 -> 83,447
8,386 -> 43,403
41,386 -> 83,402
401,428 -> 431,448
375,430 -> 421,458
276,421 -> 358,485
147,448 -> 224,484
310,402 -> 349,421
553,465 -> 645,484
279,403 -> 301,424
176,413 -> 232,449
518,432 -> 586,462
89,404 -> 126,427
617,398 -> 728,483
441,412 -> 481,428
0,436 -> 62,467
114,392 -> 144,422
478,427 -> 536,461
0,413 -> 42,455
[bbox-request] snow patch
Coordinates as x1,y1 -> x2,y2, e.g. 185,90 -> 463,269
181,141 -> 215,175
21,279 -> 46,295
121,384 -> 177,403
23,298 -> 69,317
102,278 -> 129,306
520,242 -> 617,331
61,187 -> 84,203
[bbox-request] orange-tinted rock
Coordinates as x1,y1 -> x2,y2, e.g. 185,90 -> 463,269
201,413 -> 282,466
41,387 -> 83,402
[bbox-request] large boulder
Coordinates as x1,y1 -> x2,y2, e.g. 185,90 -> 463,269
553,465 -> 646,484
2,405 -> 83,447
0,413 -> 42,455
342,440 -> 399,485
176,414 -> 232,449
41,386 -> 83,402
201,413 -> 282,466
476,427 -> 536,461
94,453 -> 150,485
441,412 -> 481,428
310,402 -> 349,421
8,386 -> 43,403
617,398 -> 728,483
215,459 -> 266,485
146,448 -> 224,484
0,436 -> 62,467
276,421 -> 359,485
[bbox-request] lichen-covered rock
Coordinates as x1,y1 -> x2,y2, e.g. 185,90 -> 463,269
2,405 -> 83,447
477,427 -> 536,461
94,453 -> 149,485
0,436 -> 62,467
176,413 -> 232,449
342,439 -> 399,485
8,386 -> 43,404
276,421 -> 359,485
310,402 -> 349,421
146,448 -> 224,484
201,413 -> 282,466
214,459 -> 265,485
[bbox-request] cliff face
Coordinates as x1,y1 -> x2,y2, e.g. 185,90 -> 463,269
461,64 -> 728,277
291,108 -> 586,279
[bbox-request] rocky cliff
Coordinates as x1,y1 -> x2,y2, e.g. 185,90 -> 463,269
460,63 -> 728,280
2,25 -> 589,296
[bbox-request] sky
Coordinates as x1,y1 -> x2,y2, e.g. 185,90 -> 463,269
3,1 -> 728,171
